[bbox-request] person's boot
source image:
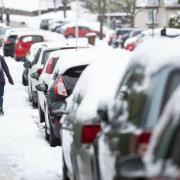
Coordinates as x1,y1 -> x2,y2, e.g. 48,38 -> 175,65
0,106 -> 4,115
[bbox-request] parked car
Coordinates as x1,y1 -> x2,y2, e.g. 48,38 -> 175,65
124,28 -> 180,51
111,28 -> 134,48
3,28 -> 35,58
3,29 -> 64,60
57,50 -> 131,180
64,25 -> 100,38
27,42 -> 69,107
40,18 -> 53,30
120,85 -> 180,180
94,38 -> 180,180
14,34 -> 44,61
36,48 -> 99,147
22,42 -> 43,86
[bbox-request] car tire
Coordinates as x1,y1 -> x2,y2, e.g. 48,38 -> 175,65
49,123 -> 59,147
32,95 -> 38,108
62,156 -> 70,180
45,121 -> 49,140
22,74 -> 28,86
38,102 -> 45,123
28,85 -> 32,102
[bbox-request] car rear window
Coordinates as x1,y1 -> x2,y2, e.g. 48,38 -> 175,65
41,49 -> 60,65
63,65 -> 87,95
21,35 -> 43,43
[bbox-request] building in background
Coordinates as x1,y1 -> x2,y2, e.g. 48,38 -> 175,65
135,0 -> 180,28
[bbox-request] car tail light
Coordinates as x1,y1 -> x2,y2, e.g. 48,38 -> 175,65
54,76 -> 68,97
130,131 -> 151,157
81,124 -> 101,144
45,58 -> 54,74
37,68 -> 43,76
126,44 -> 135,51
138,131 -> 151,157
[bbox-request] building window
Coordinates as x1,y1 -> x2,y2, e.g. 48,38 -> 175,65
147,9 -> 158,24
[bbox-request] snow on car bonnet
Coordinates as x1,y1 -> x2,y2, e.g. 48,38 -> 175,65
131,38 -> 180,75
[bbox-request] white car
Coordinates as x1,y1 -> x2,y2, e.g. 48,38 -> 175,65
37,49 -> 62,122
36,47 -> 101,146
60,50 -> 131,180
27,41 -> 68,107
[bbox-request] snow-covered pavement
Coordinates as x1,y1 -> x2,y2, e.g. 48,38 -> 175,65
0,58 -> 62,180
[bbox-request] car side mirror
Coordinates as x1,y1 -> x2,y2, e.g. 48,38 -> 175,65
36,83 -> 48,93
119,155 -> 145,179
23,61 -> 31,68
97,102 -> 109,124
31,72 -> 39,80
51,102 -> 68,117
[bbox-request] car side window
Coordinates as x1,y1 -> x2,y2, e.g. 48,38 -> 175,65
165,115 -> 180,167
114,65 -> 146,126
154,114 -> 177,162
31,48 -> 42,66
161,70 -> 180,114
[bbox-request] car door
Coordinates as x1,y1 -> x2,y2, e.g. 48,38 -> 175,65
62,93 -> 83,178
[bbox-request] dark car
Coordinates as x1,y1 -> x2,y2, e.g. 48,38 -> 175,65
111,28 -> 134,48
3,34 -> 17,57
119,85 -> 180,180
94,38 -> 180,180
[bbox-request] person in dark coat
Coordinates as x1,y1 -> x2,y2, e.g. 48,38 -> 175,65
0,55 -> 14,115
161,27 -> 167,36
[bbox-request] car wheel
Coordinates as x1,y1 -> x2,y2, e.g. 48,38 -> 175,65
45,121 -> 49,140
49,123 -> 59,147
22,74 -> 28,86
32,95 -> 38,108
62,156 -> 70,180
28,85 -> 32,102
38,102 -> 45,123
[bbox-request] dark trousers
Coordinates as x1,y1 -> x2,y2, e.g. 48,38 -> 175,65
0,82 -> 5,107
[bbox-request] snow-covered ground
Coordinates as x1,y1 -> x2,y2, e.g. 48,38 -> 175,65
0,57 -> 62,180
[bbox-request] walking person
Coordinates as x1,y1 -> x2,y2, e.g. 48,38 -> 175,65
0,55 -> 14,115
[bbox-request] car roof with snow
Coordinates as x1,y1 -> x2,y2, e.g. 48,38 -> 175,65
130,38 -> 180,75
66,50 -> 131,122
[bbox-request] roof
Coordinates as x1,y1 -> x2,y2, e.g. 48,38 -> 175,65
130,38 -> 180,75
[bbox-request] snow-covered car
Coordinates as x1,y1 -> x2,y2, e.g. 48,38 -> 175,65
36,48 -> 100,146
120,85 -> 180,180
3,29 -> 64,59
57,49 -> 131,180
28,42 -> 68,107
22,42 -> 43,86
124,28 -> 180,51
95,38 -> 180,180
36,49 -> 62,123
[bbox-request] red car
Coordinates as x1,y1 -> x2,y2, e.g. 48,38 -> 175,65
15,34 -> 44,61
64,25 -> 99,38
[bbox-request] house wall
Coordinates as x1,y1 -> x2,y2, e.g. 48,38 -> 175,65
135,7 -> 180,28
